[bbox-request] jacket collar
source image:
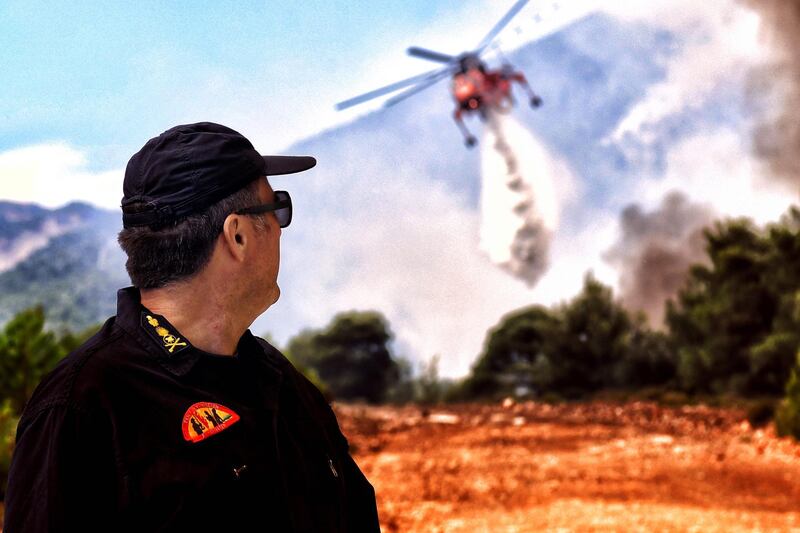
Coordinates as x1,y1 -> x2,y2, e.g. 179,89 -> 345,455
114,286 -> 269,378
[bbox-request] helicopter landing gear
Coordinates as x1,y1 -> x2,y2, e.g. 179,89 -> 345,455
454,109 -> 478,149
509,71 -> 542,109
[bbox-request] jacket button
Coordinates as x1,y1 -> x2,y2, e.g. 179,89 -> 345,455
232,464 -> 248,479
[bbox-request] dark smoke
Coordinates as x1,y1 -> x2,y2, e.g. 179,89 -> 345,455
746,0 -> 800,188
605,192 -> 716,327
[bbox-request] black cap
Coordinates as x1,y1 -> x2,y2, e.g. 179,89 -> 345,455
121,122 -> 316,228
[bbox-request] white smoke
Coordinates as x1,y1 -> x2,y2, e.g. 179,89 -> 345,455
478,112 -> 563,286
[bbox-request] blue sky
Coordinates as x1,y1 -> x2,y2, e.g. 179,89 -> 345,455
0,0 -> 554,166
1,1 -> 417,155
0,0 -> 599,207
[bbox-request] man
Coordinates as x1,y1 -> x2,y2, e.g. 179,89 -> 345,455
4,122 -> 380,532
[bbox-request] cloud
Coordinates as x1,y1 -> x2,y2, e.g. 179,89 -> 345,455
604,0 -> 766,144
532,208 -> 620,306
0,143 -> 122,209
633,127 -> 794,224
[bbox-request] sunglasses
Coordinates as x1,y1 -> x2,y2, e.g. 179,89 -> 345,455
235,190 -> 292,228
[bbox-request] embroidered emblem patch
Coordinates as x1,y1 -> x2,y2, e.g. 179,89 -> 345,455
143,313 -> 188,354
182,402 -> 240,443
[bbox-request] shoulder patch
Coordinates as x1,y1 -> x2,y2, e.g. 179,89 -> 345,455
182,402 -> 240,443
141,312 -> 190,355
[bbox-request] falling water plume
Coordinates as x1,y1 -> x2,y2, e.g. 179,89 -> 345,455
478,112 -> 560,286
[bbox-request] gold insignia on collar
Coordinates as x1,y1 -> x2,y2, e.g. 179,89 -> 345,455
145,314 -> 188,353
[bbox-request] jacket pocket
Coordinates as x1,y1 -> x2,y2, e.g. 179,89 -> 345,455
124,445 -> 242,531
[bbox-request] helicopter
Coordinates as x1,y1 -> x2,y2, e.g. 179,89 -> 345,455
335,0 -> 543,148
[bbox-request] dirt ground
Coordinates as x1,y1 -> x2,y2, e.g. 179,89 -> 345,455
333,401 -> 800,533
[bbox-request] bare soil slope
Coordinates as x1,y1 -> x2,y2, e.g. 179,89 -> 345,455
334,401 -> 800,532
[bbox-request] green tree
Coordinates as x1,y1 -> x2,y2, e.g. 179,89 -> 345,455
752,209 -> 800,393
0,308 -> 100,501
550,274 -> 633,394
667,220 -> 769,393
286,311 -> 399,403
775,344 -> 800,440
614,322 -> 677,389
775,351 -> 800,439
0,306 -> 66,415
461,274 -> 656,400
463,304 -> 558,399
667,212 -> 800,395
384,355 -> 415,404
281,330 -> 330,398
0,398 -> 19,500
415,355 -> 444,405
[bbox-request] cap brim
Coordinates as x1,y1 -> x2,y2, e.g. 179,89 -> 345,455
262,155 -> 316,176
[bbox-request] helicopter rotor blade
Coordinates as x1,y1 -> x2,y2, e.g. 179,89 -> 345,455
383,69 -> 453,108
475,0 -> 529,53
406,46 -> 455,64
335,67 -> 449,110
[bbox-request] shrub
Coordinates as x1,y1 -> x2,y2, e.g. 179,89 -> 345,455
746,399 -> 776,429
0,399 -> 19,501
775,353 -> 800,439
286,311 -> 400,403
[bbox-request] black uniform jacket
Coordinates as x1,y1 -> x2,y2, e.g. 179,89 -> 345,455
4,287 -> 380,532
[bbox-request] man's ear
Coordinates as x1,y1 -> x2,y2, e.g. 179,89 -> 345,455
221,214 -> 247,261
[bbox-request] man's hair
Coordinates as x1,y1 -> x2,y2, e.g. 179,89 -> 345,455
118,180 -> 266,288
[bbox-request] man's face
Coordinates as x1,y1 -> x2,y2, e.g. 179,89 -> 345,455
249,178 -> 282,310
